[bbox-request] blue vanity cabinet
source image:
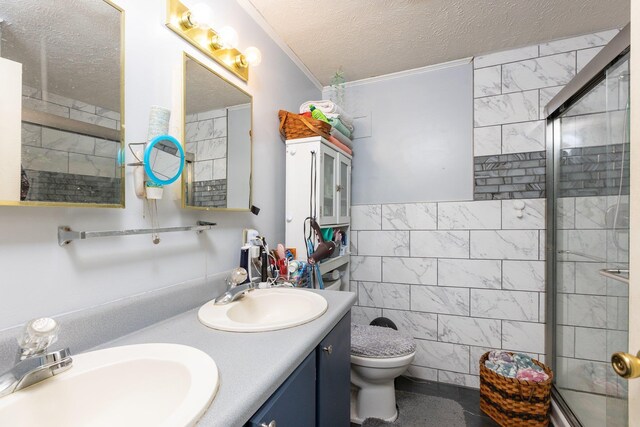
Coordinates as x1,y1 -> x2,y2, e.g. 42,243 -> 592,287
245,311 -> 351,427
246,351 -> 317,427
316,311 -> 350,427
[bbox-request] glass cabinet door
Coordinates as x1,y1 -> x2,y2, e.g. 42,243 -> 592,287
337,155 -> 351,224
319,146 -> 337,224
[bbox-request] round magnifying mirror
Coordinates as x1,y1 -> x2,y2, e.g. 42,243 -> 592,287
144,135 -> 185,185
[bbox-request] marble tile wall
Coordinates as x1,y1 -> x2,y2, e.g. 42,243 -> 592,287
350,199 -> 546,388
473,30 -> 619,200
559,143 -> 630,197
185,109 -> 228,185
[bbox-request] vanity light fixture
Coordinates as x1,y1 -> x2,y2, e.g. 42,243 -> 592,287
166,0 -> 260,81
210,26 -> 239,50
179,3 -> 212,29
235,46 -> 262,68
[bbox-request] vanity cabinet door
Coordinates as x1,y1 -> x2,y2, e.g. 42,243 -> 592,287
316,312 -> 351,427
246,352 -> 316,427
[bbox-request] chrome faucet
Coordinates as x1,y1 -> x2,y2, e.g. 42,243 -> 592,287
214,267 -> 254,305
0,318 -> 72,398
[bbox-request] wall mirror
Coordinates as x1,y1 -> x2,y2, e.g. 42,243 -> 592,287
183,53 -> 252,211
145,136 -> 185,186
0,0 -> 124,207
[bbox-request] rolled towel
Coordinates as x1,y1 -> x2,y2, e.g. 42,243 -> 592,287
326,113 -> 354,132
485,360 -> 518,378
513,353 -> 542,371
516,368 -> 549,382
328,117 -> 352,139
299,100 -> 354,127
488,350 -> 513,363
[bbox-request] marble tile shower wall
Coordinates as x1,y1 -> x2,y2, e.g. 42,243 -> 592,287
349,200 -> 546,388
556,194 -> 629,398
473,30 -> 619,200
21,85 -> 122,179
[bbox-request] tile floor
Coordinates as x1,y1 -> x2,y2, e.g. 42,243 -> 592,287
350,376 -> 500,426
395,377 -> 499,426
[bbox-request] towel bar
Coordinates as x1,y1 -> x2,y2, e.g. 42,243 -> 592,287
58,221 -> 216,246
598,268 -> 629,284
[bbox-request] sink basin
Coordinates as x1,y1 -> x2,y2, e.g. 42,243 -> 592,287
198,287 -> 328,332
0,343 -> 219,427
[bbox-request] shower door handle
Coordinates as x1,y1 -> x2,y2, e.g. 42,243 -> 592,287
611,351 -> 640,379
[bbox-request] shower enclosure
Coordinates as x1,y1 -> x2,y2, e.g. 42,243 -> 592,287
546,26 -> 630,427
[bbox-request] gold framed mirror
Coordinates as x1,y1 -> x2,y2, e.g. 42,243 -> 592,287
182,53 -> 252,211
0,0 -> 125,208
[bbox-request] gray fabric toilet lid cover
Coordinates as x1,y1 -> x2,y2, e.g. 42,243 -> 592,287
351,324 -> 416,358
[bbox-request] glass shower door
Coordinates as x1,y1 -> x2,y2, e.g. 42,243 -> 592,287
552,52 -> 629,427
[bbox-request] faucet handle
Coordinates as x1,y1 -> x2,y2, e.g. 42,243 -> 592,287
227,267 -> 248,288
17,318 -> 60,359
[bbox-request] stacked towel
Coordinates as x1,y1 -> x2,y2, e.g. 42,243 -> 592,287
328,118 -> 351,139
299,100 -> 354,132
330,128 -> 352,149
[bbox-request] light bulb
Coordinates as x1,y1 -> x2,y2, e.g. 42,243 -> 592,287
217,26 -> 239,49
244,46 -> 262,67
188,3 -> 212,28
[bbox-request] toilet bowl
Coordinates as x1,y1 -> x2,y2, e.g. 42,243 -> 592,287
350,324 -> 416,424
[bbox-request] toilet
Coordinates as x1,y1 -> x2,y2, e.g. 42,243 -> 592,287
350,323 -> 416,424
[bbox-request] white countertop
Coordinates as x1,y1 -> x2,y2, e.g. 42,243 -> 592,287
94,289 -> 356,427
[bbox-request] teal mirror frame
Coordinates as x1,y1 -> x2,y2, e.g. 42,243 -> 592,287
144,135 -> 185,186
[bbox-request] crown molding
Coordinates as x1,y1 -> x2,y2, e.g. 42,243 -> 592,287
323,57 -> 473,91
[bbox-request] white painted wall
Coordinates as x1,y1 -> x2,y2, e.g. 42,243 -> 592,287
0,0 -> 320,330
323,62 -> 474,205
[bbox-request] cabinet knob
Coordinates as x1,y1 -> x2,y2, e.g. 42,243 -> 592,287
260,421 -> 276,427
323,345 -> 333,355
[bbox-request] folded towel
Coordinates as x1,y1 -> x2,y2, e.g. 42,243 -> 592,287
325,113 -> 354,132
299,100 -> 354,128
330,128 -> 353,149
328,118 -> 352,139
328,135 -> 353,155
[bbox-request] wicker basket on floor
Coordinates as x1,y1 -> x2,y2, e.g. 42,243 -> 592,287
278,110 -> 331,141
479,352 -> 553,427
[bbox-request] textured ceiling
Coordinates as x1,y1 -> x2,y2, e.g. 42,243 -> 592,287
248,0 -> 629,85
0,0 -> 121,111
186,57 -> 251,114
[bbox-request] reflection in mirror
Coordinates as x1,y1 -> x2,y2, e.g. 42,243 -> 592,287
144,136 -> 185,186
0,0 -> 124,207
183,54 -> 252,210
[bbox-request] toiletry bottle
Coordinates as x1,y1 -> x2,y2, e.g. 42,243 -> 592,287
309,105 -> 330,124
